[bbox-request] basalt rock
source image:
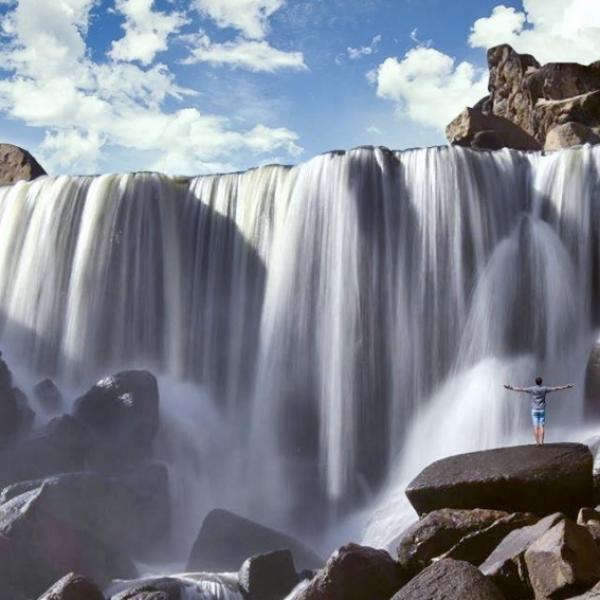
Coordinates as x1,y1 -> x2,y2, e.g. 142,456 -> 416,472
446,44 -> 600,150
37,572 -> 105,600
391,558 -> 505,600
0,144 -> 46,186
406,443 -> 593,517
296,543 -> 405,600
187,509 -> 323,572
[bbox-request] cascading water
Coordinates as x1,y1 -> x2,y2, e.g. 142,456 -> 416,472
0,145 -> 599,559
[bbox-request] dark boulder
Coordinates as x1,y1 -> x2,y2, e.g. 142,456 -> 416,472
578,507 -> 600,544
37,572 -> 105,600
396,508 -> 510,573
442,511 -> 538,566
187,509 -> 323,572
525,519 -> 600,599
0,144 -> 46,186
480,512 -> 564,598
391,558 -> 505,600
238,549 -> 299,600
296,543 -> 405,600
0,485 -> 136,597
0,415 -> 89,487
13,388 -> 35,434
33,379 -> 64,414
406,444 -> 593,517
0,386 -> 22,438
73,370 -> 159,472
110,577 -> 182,600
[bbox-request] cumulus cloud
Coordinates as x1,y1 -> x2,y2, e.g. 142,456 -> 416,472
109,0 -> 188,65
469,0 -> 600,64
182,34 -> 307,72
192,0 -> 284,39
0,0 -> 303,174
347,35 -> 381,60
373,47 -> 488,129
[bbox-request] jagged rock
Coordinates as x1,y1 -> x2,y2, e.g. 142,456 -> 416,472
545,122 -> 600,150
536,91 -> 600,142
0,414 -> 89,487
0,485 -> 136,597
525,519 -> 600,599
480,512 -> 564,598
111,577 -> 182,600
0,144 -> 46,186
396,508 -> 510,573
577,507 -> 600,544
33,379 -> 64,414
442,511 -> 538,566
73,370 -> 159,473
295,543 -> 405,600
187,509 -> 323,572
446,108 -> 541,151
406,444 -> 593,517
391,558 -> 505,600
567,581 -> 600,599
238,549 -> 299,600
37,572 -> 105,600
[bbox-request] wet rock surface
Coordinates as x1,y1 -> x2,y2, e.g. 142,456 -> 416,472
37,572 -> 105,600
238,549 -> 299,600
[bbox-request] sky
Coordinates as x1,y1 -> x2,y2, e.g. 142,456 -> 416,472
0,0 -> 599,175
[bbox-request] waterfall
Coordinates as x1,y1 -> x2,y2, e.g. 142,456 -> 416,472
0,145 -> 599,552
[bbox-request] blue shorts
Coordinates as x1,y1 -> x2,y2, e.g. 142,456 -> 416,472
531,409 -> 545,427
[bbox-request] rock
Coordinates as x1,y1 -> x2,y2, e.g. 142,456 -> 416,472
480,512 -> 564,598
13,388 -> 35,434
295,543 -> 405,600
37,572 -> 105,600
442,511 -> 539,566
187,509 -> 323,572
395,508 -> 510,573
545,122 -> 600,150
0,415 -> 89,487
33,379 -> 64,414
406,443 -> 593,517
110,577 -> 182,600
73,370 -> 159,472
0,485 -> 136,597
525,519 -> 600,599
446,107 -> 541,151
0,144 -> 46,186
566,581 -> 600,599
391,558 -> 505,600
0,386 -> 21,438
238,549 -> 299,600
577,507 -> 600,544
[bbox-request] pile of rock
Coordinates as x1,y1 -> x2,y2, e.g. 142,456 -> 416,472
446,44 -> 600,151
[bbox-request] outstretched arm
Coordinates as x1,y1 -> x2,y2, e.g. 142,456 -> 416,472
504,384 -> 529,392
548,384 -> 575,392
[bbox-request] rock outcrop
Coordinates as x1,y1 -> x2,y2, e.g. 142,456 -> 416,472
37,573 -> 105,600
0,144 -> 46,186
405,443 -> 593,517
446,44 -> 600,151
238,549 -> 299,600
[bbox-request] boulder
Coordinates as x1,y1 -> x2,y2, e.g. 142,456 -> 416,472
186,509 -> 323,572
13,388 -> 35,434
480,512 -> 564,598
446,108 -> 541,151
0,485 -> 136,597
0,415 -> 89,487
0,144 -> 46,186
395,508 -> 510,573
238,549 -> 299,600
295,543 -> 405,600
73,370 -> 159,472
442,511 -> 538,566
566,581 -> 600,599
525,519 -> 600,599
37,572 -> 105,600
111,578 -> 182,600
406,444 -> 593,517
0,386 -> 22,438
391,558 -> 505,600
578,507 -> 600,544
33,379 -> 64,414
545,122 -> 600,150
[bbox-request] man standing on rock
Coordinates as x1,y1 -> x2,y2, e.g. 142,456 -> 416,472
504,377 -> 574,445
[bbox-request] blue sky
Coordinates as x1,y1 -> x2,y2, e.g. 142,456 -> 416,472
0,0 -> 598,175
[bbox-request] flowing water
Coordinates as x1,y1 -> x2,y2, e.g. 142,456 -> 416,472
0,145 -> 599,559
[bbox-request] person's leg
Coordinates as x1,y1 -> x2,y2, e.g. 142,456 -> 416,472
540,425 -> 545,445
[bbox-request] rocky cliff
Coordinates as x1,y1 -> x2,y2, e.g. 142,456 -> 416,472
0,144 -> 46,186
447,44 -> 600,151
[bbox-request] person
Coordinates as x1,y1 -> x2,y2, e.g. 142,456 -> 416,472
504,377 -> 574,445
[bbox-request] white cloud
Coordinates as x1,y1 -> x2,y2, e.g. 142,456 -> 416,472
109,0 -> 188,65
347,34 -> 381,60
366,125 -> 382,135
192,0 -> 284,39
373,47 -> 488,129
469,0 -> 600,64
182,34 -> 306,72
0,0 -> 303,174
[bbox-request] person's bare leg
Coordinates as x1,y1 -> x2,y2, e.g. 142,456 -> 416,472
540,426 -> 545,445
533,427 -> 539,445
